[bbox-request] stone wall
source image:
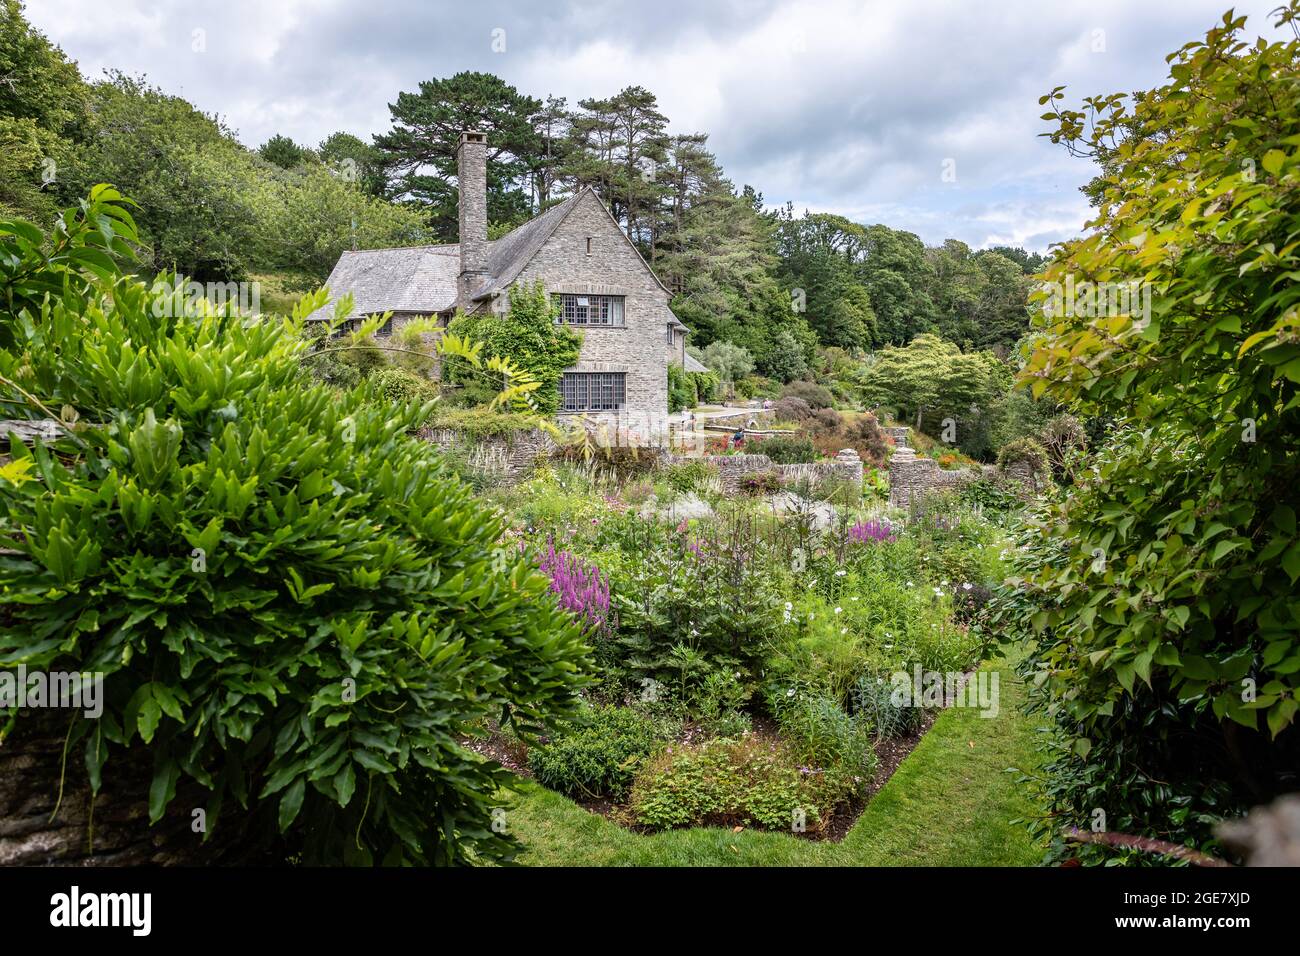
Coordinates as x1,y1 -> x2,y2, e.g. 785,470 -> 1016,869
679,451 -> 863,492
420,426 -> 558,485
886,428 -> 996,509
697,408 -> 776,431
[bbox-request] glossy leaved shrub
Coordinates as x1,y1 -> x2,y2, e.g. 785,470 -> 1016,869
0,188 -> 591,865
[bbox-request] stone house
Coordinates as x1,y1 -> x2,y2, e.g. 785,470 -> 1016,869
313,131 -> 696,439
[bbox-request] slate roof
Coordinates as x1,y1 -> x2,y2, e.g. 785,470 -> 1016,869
683,352 -> 708,373
310,192 -> 585,321
309,186 -> 681,326
312,245 -> 460,319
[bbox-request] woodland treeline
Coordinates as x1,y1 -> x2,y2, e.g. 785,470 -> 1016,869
1,0 -> 1040,379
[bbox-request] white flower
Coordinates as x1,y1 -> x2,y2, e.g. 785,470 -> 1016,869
834,607 -> 843,615
784,601 -> 793,610
834,569 -> 847,577
841,627 -> 848,635
787,688 -> 796,698
851,596 -> 860,602
963,582 -> 973,591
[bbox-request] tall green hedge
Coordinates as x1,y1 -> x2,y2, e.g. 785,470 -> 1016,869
0,187 -> 591,865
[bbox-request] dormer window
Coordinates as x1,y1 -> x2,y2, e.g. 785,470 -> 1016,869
558,293 -> 624,326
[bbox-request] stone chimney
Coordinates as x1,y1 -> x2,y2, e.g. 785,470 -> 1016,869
456,130 -> 489,309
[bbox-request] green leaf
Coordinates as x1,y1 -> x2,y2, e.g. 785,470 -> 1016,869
278,777 -> 306,831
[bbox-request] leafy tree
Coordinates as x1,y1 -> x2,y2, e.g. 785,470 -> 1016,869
659,180 -> 812,371
318,131 -> 386,197
61,73 -> 264,279
446,281 -> 581,414
775,209 -> 876,349
765,329 -> 810,383
258,133 -> 312,169
0,0 -> 91,220
859,333 -> 1009,457
856,224 -> 936,345
700,340 -> 755,397
985,244 -> 1047,274
373,71 -> 541,239
252,162 -> 428,286
1015,2 -> 1300,861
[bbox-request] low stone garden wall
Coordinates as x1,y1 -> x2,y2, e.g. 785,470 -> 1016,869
678,452 -> 863,492
420,426 -> 559,485
695,408 -> 776,431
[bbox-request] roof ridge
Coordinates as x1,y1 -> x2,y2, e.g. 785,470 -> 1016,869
342,243 -> 460,255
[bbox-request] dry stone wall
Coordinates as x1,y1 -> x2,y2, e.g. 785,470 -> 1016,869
420,426 -> 558,485
680,451 -> 862,493
886,428 -> 986,509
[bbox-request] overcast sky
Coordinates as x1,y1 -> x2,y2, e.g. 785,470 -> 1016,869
25,0 -> 1290,252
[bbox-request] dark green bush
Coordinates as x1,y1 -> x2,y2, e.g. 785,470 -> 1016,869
780,380 -> 834,409
752,434 -> 816,464
369,366 -> 438,410
528,705 -> 675,799
0,189 -> 591,865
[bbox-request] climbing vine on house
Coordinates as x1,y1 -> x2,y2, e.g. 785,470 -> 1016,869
446,280 -> 581,414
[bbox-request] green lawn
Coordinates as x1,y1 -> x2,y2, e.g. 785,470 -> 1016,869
504,661 -> 1046,866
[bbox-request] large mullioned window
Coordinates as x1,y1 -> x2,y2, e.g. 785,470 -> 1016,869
560,372 -> 626,412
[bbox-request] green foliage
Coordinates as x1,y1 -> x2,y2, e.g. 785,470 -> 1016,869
253,161 -> 428,286
374,71 -> 544,238
659,458 -> 717,496
425,405 -> 542,440
1014,2 -> 1300,861
699,340 -> 755,390
369,367 -> 439,411
446,281 -> 581,415
599,514 -> 784,687
995,437 -> 1049,483
860,333 -> 1011,458
527,705 -> 676,800
628,736 -> 862,832
770,690 -> 878,778
258,133 -> 312,169
780,380 -> 834,409
751,434 -> 815,464
0,0 -> 90,221
0,190 -> 591,865
852,675 -> 926,739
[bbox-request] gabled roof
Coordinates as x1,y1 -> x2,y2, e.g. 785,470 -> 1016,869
314,245 -> 460,318
310,185 -> 675,320
684,352 -> 708,373
471,192 -> 585,300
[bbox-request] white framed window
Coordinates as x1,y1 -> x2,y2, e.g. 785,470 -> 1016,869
557,294 -> 625,326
